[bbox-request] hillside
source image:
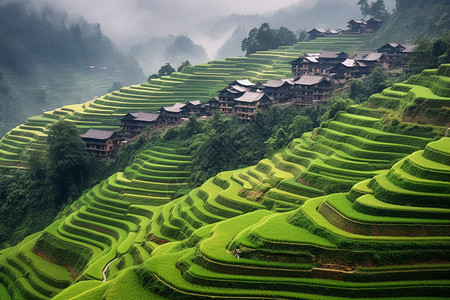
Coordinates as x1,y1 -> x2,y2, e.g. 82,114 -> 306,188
0,62 -> 448,299
0,1 -> 145,136
0,34 -> 373,170
369,0 -> 450,46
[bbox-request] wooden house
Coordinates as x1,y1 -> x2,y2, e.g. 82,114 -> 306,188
233,91 -> 272,121
377,43 -> 416,68
292,75 -> 333,106
158,103 -> 187,124
218,79 -> 255,113
263,79 -> 295,103
290,54 -> 320,78
318,51 -> 349,70
307,28 -> 327,39
329,59 -> 368,83
185,100 -> 203,116
80,129 -> 119,159
120,112 -> 162,138
346,19 -> 367,34
366,18 -> 382,33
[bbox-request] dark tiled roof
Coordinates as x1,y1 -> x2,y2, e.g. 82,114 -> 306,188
187,100 -> 202,106
263,79 -> 294,88
308,27 -> 326,34
235,91 -> 266,103
81,129 -> 116,140
294,75 -> 327,86
378,43 -> 404,50
354,52 -> 384,61
319,51 -> 347,59
124,112 -> 160,122
229,85 -> 250,93
348,19 -> 367,25
162,103 -> 186,113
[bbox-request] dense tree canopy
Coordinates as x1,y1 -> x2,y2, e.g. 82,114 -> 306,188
357,0 -> 389,19
241,23 -> 297,56
47,121 -> 90,201
408,32 -> 450,74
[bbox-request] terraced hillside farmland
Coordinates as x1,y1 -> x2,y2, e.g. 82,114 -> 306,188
51,137 -> 450,299
0,35 -> 372,169
369,63 -> 450,124
0,65 -> 449,299
0,143 -> 192,299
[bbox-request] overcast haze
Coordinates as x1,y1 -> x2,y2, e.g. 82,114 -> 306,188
32,0 -> 309,50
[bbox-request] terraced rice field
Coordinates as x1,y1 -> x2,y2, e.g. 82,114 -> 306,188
0,56 -> 449,298
124,137 -> 450,299
0,35 -> 372,169
0,143 -> 192,299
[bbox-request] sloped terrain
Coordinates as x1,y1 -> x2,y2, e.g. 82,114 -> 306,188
0,35 -> 372,169
107,138 -> 450,299
0,57 -> 449,299
0,143 -> 192,299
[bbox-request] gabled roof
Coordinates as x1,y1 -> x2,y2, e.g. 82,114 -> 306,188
319,51 -> 348,59
401,44 -> 417,53
209,96 -> 219,103
80,129 -> 116,140
348,19 -> 367,25
161,103 -> 186,113
354,52 -> 384,61
326,29 -> 339,34
122,112 -> 160,122
234,91 -> 266,103
377,43 -> 405,51
229,79 -> 255,87
367,17 -> 382,23
294,75 -> 329,86
308,28 -> 326,34
187,100 -> 202,106
263,79 -> 294,88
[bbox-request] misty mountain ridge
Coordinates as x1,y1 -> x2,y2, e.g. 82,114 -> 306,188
129,35 -> 209,75
194,0 -> 363,59
0,0 -> 145,136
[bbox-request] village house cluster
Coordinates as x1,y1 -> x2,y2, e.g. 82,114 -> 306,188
80,31 -> 417,159
307,18 -> 383,39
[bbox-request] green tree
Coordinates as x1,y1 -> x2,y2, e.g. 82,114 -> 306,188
47,121 -> 89,202
408,32 -> 450,74
368,0 -> 388,19
288,115 -> 313,139
177,60 -> 191,72
367,67 -> 390,94
157,63 -> 175,77
348,78 -> 369,102
241,23 -> 297,56
357,0 -> 370,18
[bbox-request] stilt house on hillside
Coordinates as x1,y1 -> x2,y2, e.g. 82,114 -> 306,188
234,91 -> 272,121
120,112 -> 162,138
290,51 -> 348,78
158,103 -> 187,124
80,129 -> 119,159
263,79 -> 295,104
291,75 -> 333,106
217,79 -> 256,114
377,43 -> 417,68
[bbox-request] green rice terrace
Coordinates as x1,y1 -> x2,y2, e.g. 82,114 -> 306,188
0,62 -> 449,299
0,35 -> 373,170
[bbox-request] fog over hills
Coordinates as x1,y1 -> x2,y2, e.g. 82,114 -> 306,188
21,0 -> 394,74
